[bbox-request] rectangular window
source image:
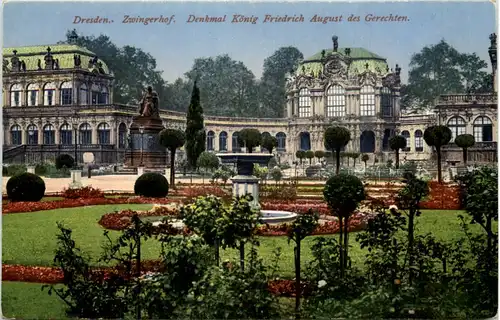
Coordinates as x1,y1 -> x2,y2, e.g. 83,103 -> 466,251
45,90 -> 55,106
91,91 -> 99,104
360,94 -> 376,116
29,91 -> 38,106
61,89 -> 73,105
415,138 -> 423,152
13,92 -> 20,106
327,95 -> 346,117
43,132 -> 55,144
98,93 -> 108,104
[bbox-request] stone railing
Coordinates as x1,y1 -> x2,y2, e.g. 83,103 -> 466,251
437,93 -> 497,105
442,141 -> 497,150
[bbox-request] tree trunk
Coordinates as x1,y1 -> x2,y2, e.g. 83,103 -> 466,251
343,216 -> 349,270
239,241 -> 245,272
462,148 -> 468,165
338,216 -> 344,278
408,210 -> 415,285
436,146 -> 443,183
295,239 -> 301,319
335,149 -> 341,175
170,149 -> 176,189
215,238 -> 220,266
135,216 -> 142,320
395,150 -> 400,169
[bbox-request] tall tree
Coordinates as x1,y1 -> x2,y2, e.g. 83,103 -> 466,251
185,55 -> 259,117
402,40 -> 490,111
164,78 -> 192,112
185,81 -> 206,170
62,29 -> 168,106
424,125 -> 452,184
259,47 -> 304,118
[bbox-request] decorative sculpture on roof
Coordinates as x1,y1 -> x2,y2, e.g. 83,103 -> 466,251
11,50 -> 21,72
54,59 -> 60,70
345,48 -> 351,57
73,54 -> 81,68
3,58 -> 9,73
44,47 -> 55,70
138,86 -> 160,118
88,56 -> 99,69
37,59 -> 42,70
332,35 -> 338,52
21,61 -> 26,72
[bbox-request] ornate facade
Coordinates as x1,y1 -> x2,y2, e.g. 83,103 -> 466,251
2,35 -> 497,167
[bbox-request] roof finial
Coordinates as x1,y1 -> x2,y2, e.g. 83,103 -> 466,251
332,35 -> 338,52
12,50 -> 17,56
345,48 -> 351,57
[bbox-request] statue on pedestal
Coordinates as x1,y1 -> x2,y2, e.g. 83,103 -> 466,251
138,86 -> 160,118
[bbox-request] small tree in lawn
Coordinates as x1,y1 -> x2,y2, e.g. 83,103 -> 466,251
287,210 -> 319,318
296,150 -> 306,165
305,150 -> 315,165
352,152 -> 360,167
324,126 -> 351,175
389,135 -> 407,169
185,81 -> 206,171
424,125 -> 452,183
361,154 -> 369,169
270,167 -> 283,185
159,128 -> 186,189
314,150 -> 325,165
238,128 -> 262,153
261,134 -> 277,154
197,151 -> 220,184
323,174 -> 365,278
455,134 -> 475,165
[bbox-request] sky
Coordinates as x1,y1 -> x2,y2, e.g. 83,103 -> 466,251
3,1 -> 497,83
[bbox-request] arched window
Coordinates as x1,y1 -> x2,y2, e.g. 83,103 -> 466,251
276,132 -> 286,151
118,123 -> 127,148
207,131 -> 215,151
299,132 -> 311,151
10,83 -> 22,107
326,85 -> 345,117
60,124 -> 73,145
91,84 -> 100,104
10,125 -> 22,145
99,86 -> 109,104
381,87 -> 393,117
97,123 -> 110,144
360,131 -> 375,153
80,84 -> 88,105
473,116 -> 493,142
27,83 -> 39,106
27,124 -> 38,145
232,132 -> 240,152
219,131 -> 228,151
79,123 -> 92,145
447,116 -> 466,142
401,130 -> 411,152
43,82 -> 56,106
360,86 -> 376,116
298,88 -> 311,118
415,130 -> 423,152
43,124 -> 55,144
60,82 -> 73,105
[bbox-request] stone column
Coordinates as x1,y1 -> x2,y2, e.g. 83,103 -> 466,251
214,132 -> 220,151
55,128 -> 60,144
20,83 -> 26,106
38,86 -> 44,106
317,96 -> 325,116
92,127 -> 98,144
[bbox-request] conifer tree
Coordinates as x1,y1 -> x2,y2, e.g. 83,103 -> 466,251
185,81 -> 206,170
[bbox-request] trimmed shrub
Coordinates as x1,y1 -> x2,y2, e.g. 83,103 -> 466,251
35,164 -> 48,176
55,154 -> 75,170
6,172 -> 46,202
134,172 -> 169,198
3,164 -> 27,177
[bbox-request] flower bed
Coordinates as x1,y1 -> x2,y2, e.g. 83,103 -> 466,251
2,263 -> 314,297
61,186 -> 105,199
98,205 -> 181,231
2,197 -> 179,214
420,182 -> 461,210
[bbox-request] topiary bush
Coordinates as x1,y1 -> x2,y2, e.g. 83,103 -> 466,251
134,172 -> 169,198
7,172 -> 46,202
55,154 -> 75,170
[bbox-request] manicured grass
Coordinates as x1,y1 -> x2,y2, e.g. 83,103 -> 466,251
3,205 -> 487,278
2,282 -> 68,319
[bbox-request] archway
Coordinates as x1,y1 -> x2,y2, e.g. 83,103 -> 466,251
299,132 -> 311,151
360,131 -> 375,153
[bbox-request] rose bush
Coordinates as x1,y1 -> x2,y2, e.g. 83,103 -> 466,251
61,186 -> 105,199
420,182 -> 460,210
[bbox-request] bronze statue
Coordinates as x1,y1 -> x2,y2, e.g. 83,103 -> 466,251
138,86 -> 160,118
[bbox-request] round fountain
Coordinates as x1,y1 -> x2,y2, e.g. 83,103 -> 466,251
216,152 -> 297,224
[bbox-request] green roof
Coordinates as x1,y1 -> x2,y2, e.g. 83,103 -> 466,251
3,44 -> 110,74
305,47 -> 386,61
297,47 -> 389,77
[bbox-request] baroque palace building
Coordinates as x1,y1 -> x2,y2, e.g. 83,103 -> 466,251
2,35 -> 497,167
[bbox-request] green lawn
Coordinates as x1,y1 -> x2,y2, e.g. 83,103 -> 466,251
1,204 -> 490,320
2,204 -> 483,277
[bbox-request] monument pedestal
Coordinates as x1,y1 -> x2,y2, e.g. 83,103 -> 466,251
27,166 -> 36,174
69,169 -> 83,189
124,116 -> 167,169
231,175 -> 260,209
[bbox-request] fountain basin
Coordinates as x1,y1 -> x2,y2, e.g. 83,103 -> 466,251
143,210 -> 297,229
